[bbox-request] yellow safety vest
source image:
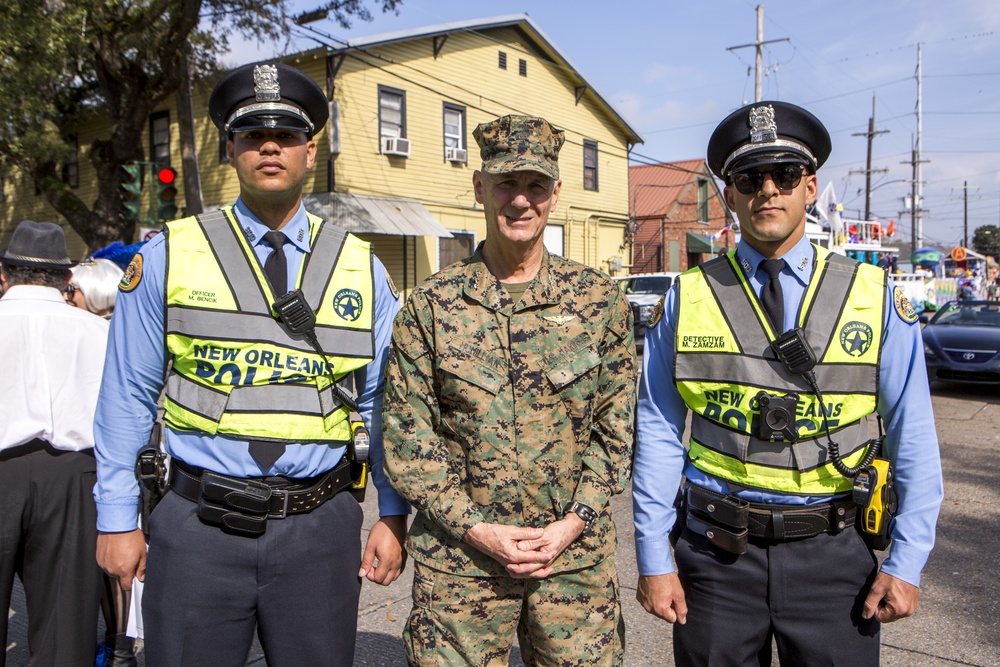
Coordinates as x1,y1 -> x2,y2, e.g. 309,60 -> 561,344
163,207 -> 376,445
674,246 -> 886,495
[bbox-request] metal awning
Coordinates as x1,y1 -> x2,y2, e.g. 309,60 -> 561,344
686,231 -> 719,254
301,193 -> 452,238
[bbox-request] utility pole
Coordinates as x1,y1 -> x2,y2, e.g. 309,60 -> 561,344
916,43 -> 925,248
850,95 -> 889,221
727,5 -> 789,102
964,181 -> 969,248
901,144 -> 928,258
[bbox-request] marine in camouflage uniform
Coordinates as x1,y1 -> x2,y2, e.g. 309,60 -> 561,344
383,115 -> 636,667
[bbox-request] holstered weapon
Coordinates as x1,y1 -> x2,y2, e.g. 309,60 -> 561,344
135,422 -> 168,537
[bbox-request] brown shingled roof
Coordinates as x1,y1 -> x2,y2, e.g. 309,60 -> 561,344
630,159 -> 711,219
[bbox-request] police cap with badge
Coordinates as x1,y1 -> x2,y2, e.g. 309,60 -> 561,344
707,100 -> 831,181
209,62 -> 328,138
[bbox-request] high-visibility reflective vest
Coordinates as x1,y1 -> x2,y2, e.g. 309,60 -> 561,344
163,207 -> 376,445
674,246 -> 886,495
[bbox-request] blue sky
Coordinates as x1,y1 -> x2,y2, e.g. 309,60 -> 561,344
230,0 -> 1000,251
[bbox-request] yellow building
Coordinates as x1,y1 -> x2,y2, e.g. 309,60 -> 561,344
1,14 -> 641,291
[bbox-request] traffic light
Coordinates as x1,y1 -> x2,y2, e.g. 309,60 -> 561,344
120,163 -> 143,221
155,166 -> 179,221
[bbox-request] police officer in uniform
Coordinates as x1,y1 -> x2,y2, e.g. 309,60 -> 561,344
632,101 -> 944,665
94,62 -> 408,666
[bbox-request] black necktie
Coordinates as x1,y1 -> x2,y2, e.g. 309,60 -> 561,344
760,258 -> 786,333
249,231 -> 289,469
263,231 -> 288,296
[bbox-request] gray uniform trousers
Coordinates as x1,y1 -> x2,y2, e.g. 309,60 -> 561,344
142,485 -> 363,667
672,520 -> 881,666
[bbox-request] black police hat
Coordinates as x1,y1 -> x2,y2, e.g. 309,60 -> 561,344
707,100 -> 831,180
209,62 -> 328,138
0,220 -> 75,271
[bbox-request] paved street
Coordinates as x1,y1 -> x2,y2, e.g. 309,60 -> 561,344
7,383 -> 1000,666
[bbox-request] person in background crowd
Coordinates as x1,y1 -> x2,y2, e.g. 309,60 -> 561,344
93,62 -> 408,667
383,115 -> 636,666
66,255 -> 134,666
66,257 -> 124,318
1,220 -> 110,667
633,101 -> 943,666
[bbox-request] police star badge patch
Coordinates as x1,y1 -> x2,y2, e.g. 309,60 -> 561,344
839,320 -> 873,357
648,295 -> 665,328
119,254 -> 143,292
893,286 -> 919,324
333,288 -> 363,321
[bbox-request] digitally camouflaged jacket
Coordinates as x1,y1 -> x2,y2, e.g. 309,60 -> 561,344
383,246 -> 637,577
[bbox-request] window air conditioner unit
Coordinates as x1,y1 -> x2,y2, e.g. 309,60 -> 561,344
445,147 -> 468,163
381,136 -> 411,157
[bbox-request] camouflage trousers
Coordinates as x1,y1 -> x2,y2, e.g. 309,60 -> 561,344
404,555 -> 624,667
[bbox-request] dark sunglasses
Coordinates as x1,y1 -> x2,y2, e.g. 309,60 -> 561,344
64,283 -> 80,296
730,164 -> 805,195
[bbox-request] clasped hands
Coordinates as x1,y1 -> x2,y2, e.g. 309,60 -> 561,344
464,515 -> 586,579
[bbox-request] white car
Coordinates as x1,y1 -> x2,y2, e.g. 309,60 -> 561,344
612,272 -> 680,353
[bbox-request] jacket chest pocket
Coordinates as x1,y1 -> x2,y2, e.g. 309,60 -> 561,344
438,346 -> 506,417
534,334 -> 602,420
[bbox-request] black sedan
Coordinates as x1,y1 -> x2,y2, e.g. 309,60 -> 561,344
923,300 -> 1000,384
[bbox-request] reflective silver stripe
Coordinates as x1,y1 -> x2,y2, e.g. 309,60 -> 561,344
699,258 -> 768,354
166,373 -> 228,423
167,306 -> 376,358
301,219 -> 346,307
691,414 -> 871,472
802,256 -> 859,360
675,353 -> 877,394
166,372 -> 344,422
225,382 -> 342,418
195,210 -> 267,311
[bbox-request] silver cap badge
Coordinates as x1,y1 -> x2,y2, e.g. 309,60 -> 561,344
254,65 -> 280,102
749,105 -> 777,144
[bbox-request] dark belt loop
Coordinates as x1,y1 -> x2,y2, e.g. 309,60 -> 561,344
771,509 -> 785,540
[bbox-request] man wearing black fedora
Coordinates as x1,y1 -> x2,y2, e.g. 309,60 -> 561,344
0,220 -> 111,666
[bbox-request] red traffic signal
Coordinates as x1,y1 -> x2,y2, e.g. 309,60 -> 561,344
156,166 -> 179,220
156,167 -> 176,187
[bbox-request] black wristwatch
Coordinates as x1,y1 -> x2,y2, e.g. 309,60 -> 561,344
566,501 -> 598,532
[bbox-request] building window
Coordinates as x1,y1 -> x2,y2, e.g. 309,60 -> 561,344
63,136 -> 79,188
443,104 -> 466,161
150,111 -> 171,166
583,140 -> 598,191
439,231 -> 475,269
544,224 -> 564,256
519,59 -> 527,77
378,86 -> 406,139
498,51 -> 507,69
697,178 -> 709,222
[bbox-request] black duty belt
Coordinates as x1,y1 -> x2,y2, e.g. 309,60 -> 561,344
684,484 -> 857,555
169,458 -> 353,537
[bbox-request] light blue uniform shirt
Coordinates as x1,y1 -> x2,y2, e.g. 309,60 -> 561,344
94,198 -> 410,532
633,234 -> 944,587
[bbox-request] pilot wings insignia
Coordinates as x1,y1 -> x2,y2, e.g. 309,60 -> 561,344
542,315 -> 576,325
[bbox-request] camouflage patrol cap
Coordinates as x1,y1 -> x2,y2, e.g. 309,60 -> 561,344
473,115 -> 565,179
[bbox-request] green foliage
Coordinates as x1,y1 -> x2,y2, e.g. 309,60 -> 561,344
0,0 -> 401,250
972,225 -> 1000,261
